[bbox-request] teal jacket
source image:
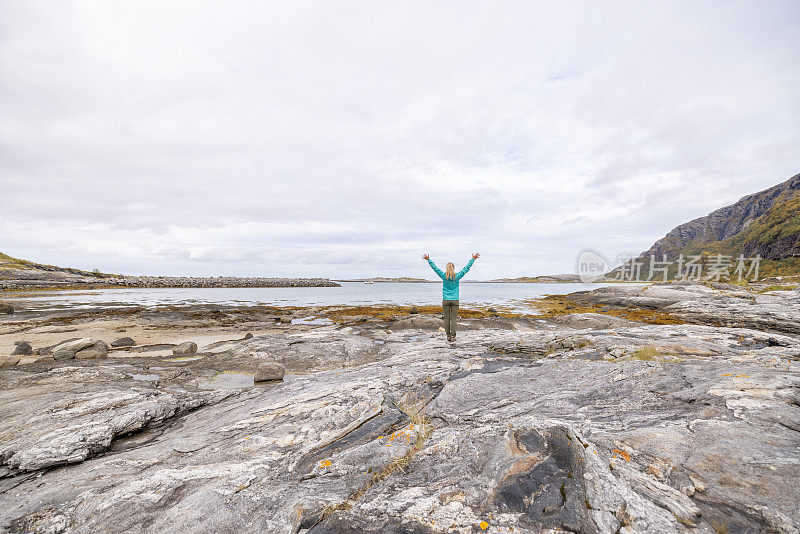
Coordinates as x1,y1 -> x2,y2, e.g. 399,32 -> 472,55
428,258 -> 474,300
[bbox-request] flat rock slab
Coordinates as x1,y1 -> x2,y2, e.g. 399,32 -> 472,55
0,286 -> 799,533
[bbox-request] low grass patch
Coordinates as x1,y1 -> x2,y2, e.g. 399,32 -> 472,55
632,346 -> 662,361
322,304 -> 519,323
532,295 -> 685,325
626,346 -> 683,362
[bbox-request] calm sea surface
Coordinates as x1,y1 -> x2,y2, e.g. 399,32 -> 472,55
4,282 -> 645,312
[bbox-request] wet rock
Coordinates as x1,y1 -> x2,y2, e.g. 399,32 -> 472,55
244,333 -> 254,340
12,341 -> 33,356
254,362 -> 285,382
0,303 -> 14,314
172,341 -> 198,357
111,337 -> 136,347
0,356 -> 20,369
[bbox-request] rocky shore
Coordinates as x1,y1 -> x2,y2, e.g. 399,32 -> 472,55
1,283 -> 799,533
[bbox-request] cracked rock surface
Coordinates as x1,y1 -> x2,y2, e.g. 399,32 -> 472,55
1,285 -> 799,534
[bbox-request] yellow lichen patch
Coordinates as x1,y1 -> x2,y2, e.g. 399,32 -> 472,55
381,425 -> 415,447
531,295 -> 685,325
319,459 -> 332,468
612,449 -> 630,462
478,520 -> 489,530
318,304 -> 520,323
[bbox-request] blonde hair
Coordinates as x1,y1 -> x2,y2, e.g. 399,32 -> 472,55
445,262 -> 456,280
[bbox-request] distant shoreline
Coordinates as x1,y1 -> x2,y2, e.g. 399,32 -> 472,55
0,277 -> 341,292
1,279 -> 646,292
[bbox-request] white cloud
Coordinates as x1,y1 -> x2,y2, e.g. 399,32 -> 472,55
1,0 -> 798,278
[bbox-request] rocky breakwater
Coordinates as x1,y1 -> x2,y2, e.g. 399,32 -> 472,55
0,284 -> 798,533
0,253 -> 339,290
118,276 -> 340,288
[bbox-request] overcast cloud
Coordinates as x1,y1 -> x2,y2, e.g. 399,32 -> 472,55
1,1 -> 799,279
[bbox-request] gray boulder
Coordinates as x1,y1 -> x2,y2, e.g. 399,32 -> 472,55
0,303 -> 13,314
12,341 -> 33,356
278,316 -> 292,324
75,341 -> 109,360
52,339 -> 105,361
52,338 -> 98,354
254,362 -> 286,382
111,337 -> 136,347
172,342 -> 198,357
53,349 -> 76,361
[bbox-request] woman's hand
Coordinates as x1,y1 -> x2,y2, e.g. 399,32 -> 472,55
472,252 -> 480,260
422,254 -> 430,260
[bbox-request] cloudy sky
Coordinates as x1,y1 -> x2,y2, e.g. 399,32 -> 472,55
1,1 -> 798,279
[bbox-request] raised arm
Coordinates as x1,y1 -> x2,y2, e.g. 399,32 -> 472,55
456,252 -> 480,280
423,254 -> 445,280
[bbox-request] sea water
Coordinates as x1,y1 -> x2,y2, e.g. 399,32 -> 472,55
4,281 -> 645,313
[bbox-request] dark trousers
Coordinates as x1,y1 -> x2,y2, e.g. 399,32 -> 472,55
442,299 -> 459,338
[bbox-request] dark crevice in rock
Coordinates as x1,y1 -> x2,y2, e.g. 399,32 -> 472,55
0,392 -> 236,479
0,471 -> 38,495
106,406 -> 197,454
775,419 -> 800,433
691,496 -> 770,534
304,378 -> 449,530
489,426 -> 597,534
297,376 -> 448,481
294,405 -> 409,478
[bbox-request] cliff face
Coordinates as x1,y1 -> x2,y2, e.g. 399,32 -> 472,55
643,173 -> 800,260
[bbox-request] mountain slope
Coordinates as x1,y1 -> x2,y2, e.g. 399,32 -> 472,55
636,174 -> 800,278
643,172 -> 800,261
